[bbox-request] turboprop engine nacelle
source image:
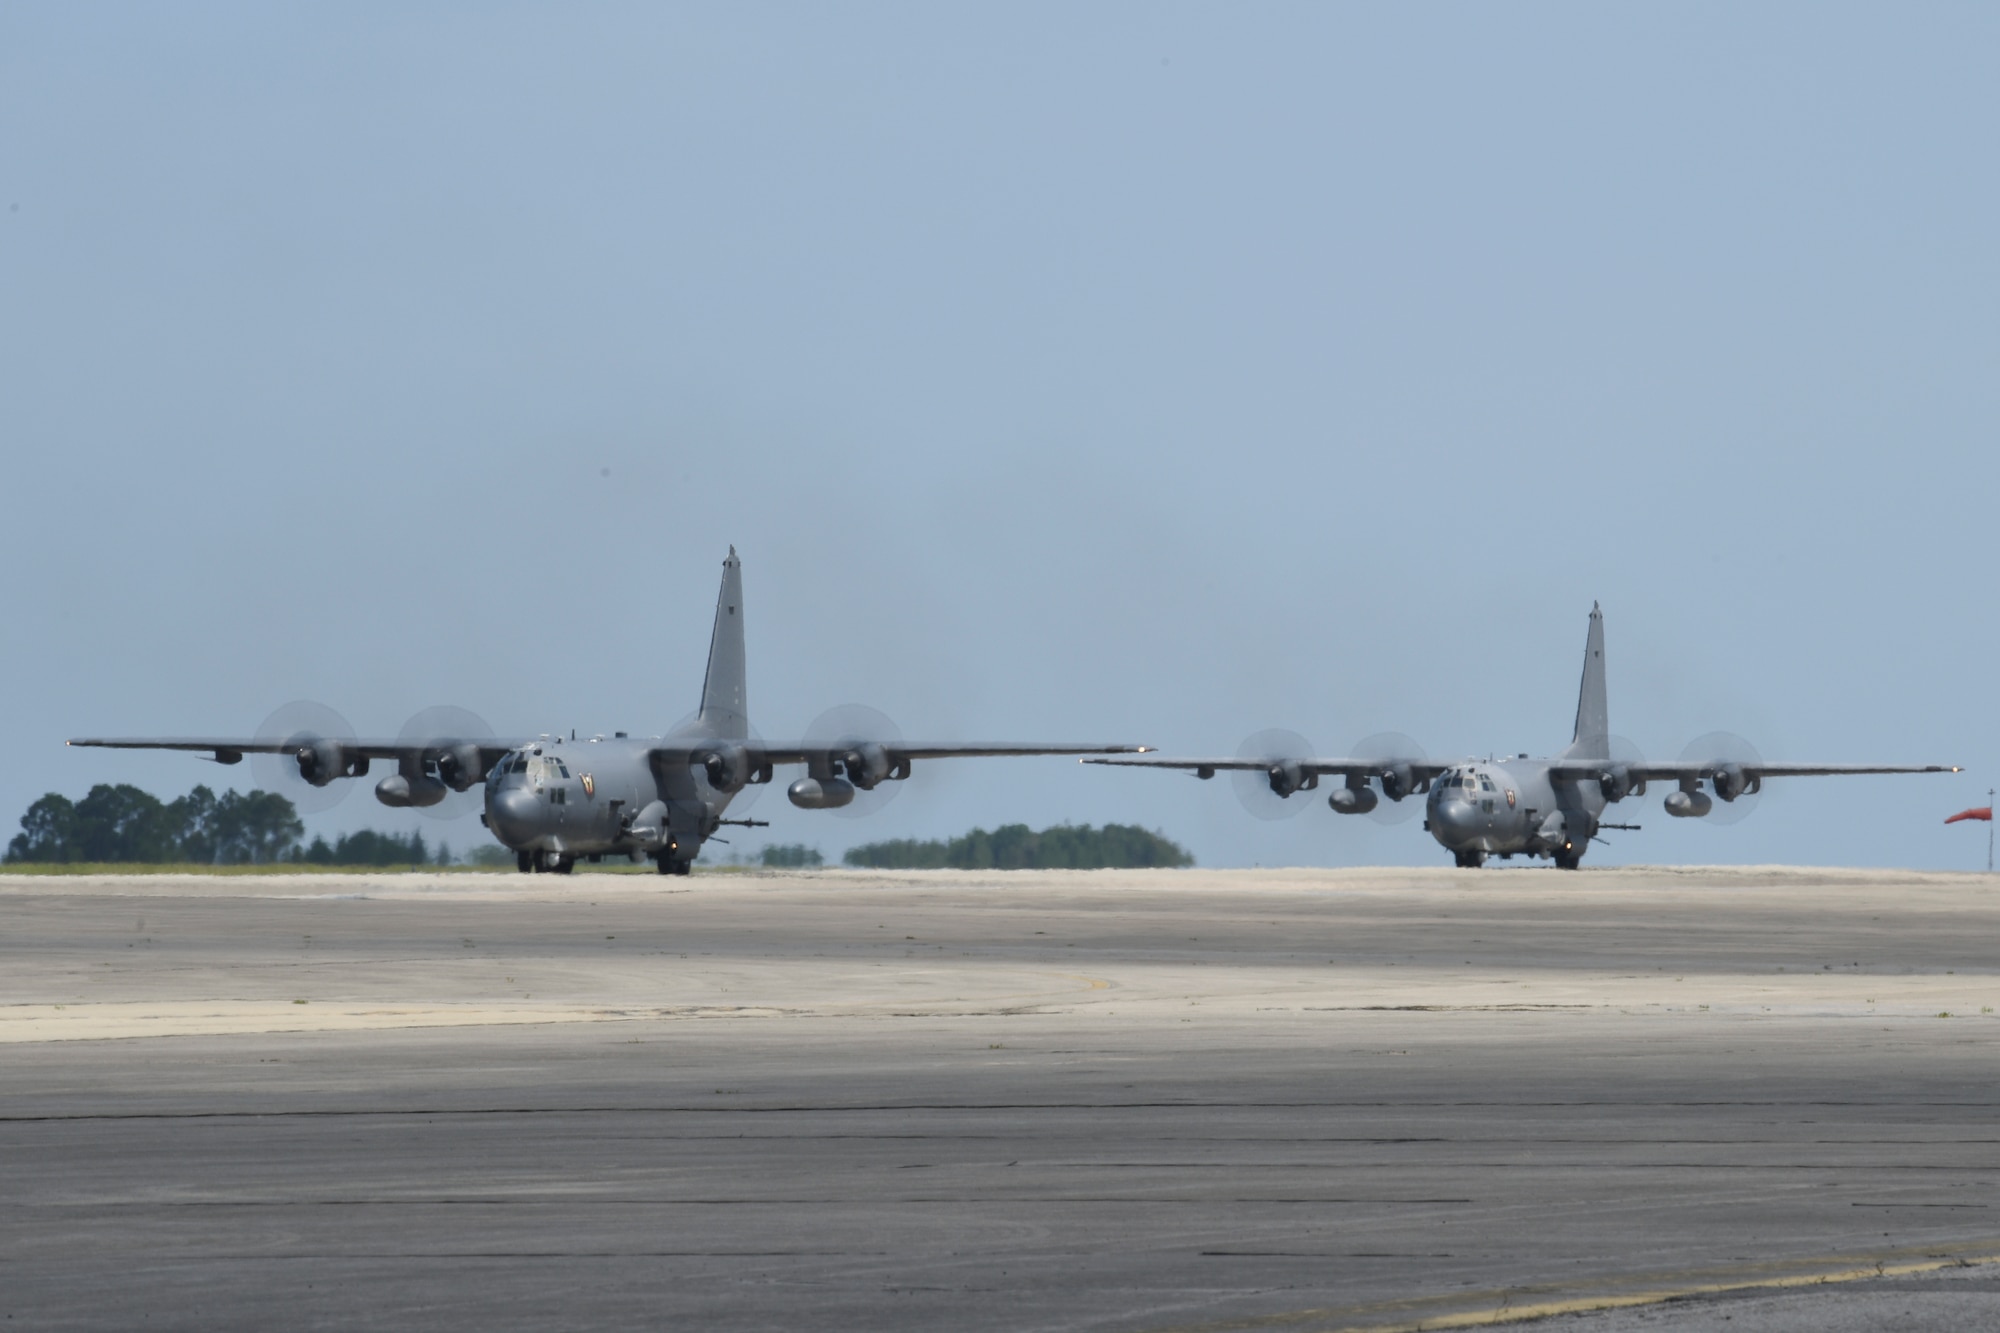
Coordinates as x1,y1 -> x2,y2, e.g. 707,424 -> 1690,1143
699,743 -> 757,793
1665,789 -> 1714,818
436,744 -> 486,792
293,737 -> 361,787
375,774 -> 447,808
788,777 -> 855,810
838,742 -> 909,791
1266,761 -> 1316,798
1711,764 -> 1757,803
1598,765 -> 1643,802
1328,785 -> 1378,815
1378,763 -> 1416,802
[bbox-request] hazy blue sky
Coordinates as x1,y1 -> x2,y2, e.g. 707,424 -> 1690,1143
4,4 -> 1995,869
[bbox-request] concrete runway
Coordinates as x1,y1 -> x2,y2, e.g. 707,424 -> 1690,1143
4,865 -> 1999,1331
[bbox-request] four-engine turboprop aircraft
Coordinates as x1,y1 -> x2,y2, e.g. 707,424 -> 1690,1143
69,549 -> 1146,874
1087,604 -> 1959,868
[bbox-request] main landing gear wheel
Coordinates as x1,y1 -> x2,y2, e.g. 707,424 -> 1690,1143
1553,846 -> 1583,871
655,856 -> 692,877
516,850 -> 533,874
1454,849 -> 1486,869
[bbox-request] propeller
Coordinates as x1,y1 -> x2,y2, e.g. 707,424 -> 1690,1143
670,711 -> 771,817
398,705 -> 497,821
249,700 -> 358,815
804,703 -> 905,820
1231,728 -> 1318,821
1350,731 -> 1431,824
1677,730 -> 1765,825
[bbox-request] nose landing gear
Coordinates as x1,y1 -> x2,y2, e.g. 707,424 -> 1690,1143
1453,849 -> 1486,869
516,850 -> 575,874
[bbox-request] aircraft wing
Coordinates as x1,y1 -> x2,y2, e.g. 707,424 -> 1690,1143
656,740 -> 1150,765
1084,754 -> 1446,780
1547,760 -> 1961,782
68,737 -> 529,763
71,736 -> 1146,772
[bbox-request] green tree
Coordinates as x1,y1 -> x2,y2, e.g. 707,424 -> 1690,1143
210,789 -> 303,864
7,793 -> 79,862
71,784 -> 180,862
288,829 -> 433,866
759,843 -> 824,868
321,829 -> 430,865
844,823 -> 1192,871
167,785 -> 220,863
7,784 -> 306,865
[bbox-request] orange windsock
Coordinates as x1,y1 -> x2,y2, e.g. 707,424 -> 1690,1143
1945,806 -> 1992,824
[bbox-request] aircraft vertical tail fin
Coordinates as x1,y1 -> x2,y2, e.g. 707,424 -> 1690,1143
1563,602 -> 1609,760
697,547 -> 749,739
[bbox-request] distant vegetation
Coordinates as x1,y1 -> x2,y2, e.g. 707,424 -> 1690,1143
759,843 -> 824,868
843,823 -> 1192,870
5,784 -> 454,866
293,829 -> 446,867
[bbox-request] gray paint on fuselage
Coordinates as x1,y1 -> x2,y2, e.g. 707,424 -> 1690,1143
483,732 -> 735,861
1425,756 -> 1607,859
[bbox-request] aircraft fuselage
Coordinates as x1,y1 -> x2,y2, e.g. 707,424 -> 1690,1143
482,736 -> 736,871
1424,757 -> 1609,866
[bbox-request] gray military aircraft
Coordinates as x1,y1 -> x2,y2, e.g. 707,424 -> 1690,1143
70,549 -> 1145,874
1088,604 -> 1959,868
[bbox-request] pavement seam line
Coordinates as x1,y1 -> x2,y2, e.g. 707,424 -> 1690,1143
1150,1247 -> 2000,1332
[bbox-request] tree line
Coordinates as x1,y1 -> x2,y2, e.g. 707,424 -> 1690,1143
5,784 -> 451,866
842,823 -> 1193,870
759,843 -> 824,868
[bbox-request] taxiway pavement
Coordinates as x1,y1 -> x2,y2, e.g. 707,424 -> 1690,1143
3,865 -> 1997,1330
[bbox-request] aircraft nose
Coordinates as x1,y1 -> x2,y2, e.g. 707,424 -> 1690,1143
1429,797 -> 1482,847
486,786 -> 540,846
